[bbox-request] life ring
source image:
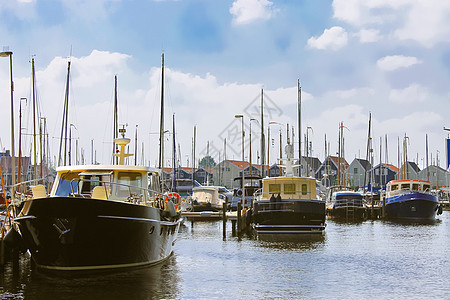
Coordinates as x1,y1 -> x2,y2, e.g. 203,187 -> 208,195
165,194 -> 180,210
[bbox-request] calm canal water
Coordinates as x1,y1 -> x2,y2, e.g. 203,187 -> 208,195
1,211 -> 449,299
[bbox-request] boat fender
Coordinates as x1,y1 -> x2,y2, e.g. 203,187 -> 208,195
438,205 -> 443,215
246,208 -> 252,226
275,194 -> 282,209
165,200 -> 177,218
3,227 -> 26,252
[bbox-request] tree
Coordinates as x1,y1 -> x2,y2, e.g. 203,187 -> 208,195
199,155 -> 216,168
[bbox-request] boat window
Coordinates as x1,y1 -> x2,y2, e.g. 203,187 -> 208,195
219,187 -> 230,193
401,184 -> 410,190
148,173 -> 161,193
78,174 -> 112,195
412,184 -> 419,191
269,184 -> 281,194
55,173 -> 80,196
423,184 -> 430,191
391,184 -> 398,191
302,184 -> 308,195
117,172 -> 142,197
284,183 -> 296,194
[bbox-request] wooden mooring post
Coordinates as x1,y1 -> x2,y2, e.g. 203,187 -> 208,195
237,202 -> 241,235
222,202 -> 227,239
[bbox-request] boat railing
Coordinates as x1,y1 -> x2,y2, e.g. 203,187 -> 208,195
334,198 -> 364,207
253,200 -> 296,212
69,178 -> 165,205
253,188 -> 263,200
10,178 -> 49,203
387,187 -> 431,198
254,190 -> 317,201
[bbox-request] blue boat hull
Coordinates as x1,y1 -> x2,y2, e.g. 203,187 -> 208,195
385,193 -> 439,220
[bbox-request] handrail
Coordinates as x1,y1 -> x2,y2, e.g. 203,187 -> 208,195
11,178 -> 49,204
68,178 -> 164,204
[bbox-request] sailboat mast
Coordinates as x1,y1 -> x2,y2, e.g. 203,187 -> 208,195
135,125 -> 138,166
58,60 -> 70,166
298,79 -> 302,175
113,75 -> 118,164
260,89 -> 265,177
158,53 -> 165,171
426,134 -> 429,181
32,58 -> 37,179
172,114 -> 176,192
363,113 -> 372,191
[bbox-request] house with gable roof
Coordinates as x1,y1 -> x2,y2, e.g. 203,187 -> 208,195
212,160 -> 249,188
419,165 -> 449,188
315,156 -> 349,186
397,161 -> 420,180
346,158 -> 372,188
370,163 -> 398,187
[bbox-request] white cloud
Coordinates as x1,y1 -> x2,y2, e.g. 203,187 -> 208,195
394,1 -> 450,48
355,29 -> 381,43
377,55 -> 422,71
332,0 -> 450,47
388,84 -> 427,103
307,26 -> 348,51
326,87 -> 376,100
230,0 -> 277,25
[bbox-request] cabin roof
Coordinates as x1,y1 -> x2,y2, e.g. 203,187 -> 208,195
56,164 -> 156,174
389,179 -> 430,185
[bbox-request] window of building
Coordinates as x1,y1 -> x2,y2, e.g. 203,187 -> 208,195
354,168 -> 358,174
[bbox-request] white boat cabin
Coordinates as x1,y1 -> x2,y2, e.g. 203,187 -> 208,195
386,180 -> 431,197
49,165 -> 162,203
259,177 -> 318,200
191,186 -> 226,205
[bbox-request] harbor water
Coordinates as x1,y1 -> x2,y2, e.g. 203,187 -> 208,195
1,211 -> 449,299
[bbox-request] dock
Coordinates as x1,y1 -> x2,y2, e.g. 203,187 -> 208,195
180,202 -> 249,237
180,211 -> 237,220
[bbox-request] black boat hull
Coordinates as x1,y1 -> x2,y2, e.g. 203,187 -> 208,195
327,206 -> 367,220
384,198 -> 439,220
252,200 -> 326,234
15,197 -> 181,271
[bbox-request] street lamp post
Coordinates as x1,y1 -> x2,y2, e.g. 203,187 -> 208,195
235,115 -> 245,209
0,51 -> 15,194
250,118 -> 259,177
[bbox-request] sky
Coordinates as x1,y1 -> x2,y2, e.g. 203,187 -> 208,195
0,0 -> 450,171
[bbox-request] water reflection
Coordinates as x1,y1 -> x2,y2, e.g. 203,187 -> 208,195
18,255 -> 181,300
0,252 -> 31,297
384,218 -> 441,226
255,233 -> 326,250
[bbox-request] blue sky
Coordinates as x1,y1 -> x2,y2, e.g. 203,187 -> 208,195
0,0 -> 449,170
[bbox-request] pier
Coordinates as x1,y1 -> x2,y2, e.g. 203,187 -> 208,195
180,202 -> 249,237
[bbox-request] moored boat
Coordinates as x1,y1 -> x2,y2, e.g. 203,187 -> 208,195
383,179 -> 441,220
188,185 -> 231,212
14,132 -> 181,272
326,186 -> 367,220
251,143 -> 326,235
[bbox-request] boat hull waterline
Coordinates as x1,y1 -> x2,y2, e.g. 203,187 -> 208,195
15,197 -> 181,271
384,192 -> 439,220
252,200 -> 326,234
